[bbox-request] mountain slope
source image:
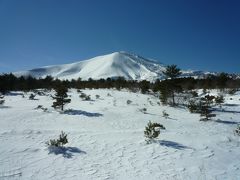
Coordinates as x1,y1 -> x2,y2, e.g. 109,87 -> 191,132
14,52 -> 211,81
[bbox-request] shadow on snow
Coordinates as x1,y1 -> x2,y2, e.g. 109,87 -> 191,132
0,106 -> 11,109
63,109 -> 103,117
213,108 -> 240,114
158,140 -> 191,150
48,146 -> 86,158
214,119 -> 239,125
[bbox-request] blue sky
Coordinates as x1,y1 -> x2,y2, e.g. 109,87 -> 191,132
0,0 -> 239,73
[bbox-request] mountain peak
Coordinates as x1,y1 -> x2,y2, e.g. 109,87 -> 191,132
13,52 -> 212,81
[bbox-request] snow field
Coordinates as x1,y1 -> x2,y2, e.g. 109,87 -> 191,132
0,89 -> 240,179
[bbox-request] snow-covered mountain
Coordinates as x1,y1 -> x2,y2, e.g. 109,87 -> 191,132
14,52 -> 212,81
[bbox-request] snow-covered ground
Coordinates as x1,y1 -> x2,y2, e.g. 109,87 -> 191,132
0,89 -> 240,180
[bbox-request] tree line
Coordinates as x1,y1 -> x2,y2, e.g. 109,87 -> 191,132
0,67 -> 239,95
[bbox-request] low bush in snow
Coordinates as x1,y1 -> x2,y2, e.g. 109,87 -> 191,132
187,100 -> 200,113
29,93 -> 36,100
162,110 -> 169,119
0,95 -> 4,105
228,88 -> 237,95
144,121 -> 165,143
80,93 -> 91,101
35,105 -> 48,112
95,94 -> 100,99
140,108 -> 147,114
46,131 -> 68,147
235,125 -> 240,136
200,95 -> 216,121
127,100 -> 132,105
191,91 -> 198,98
215,95 -> 224,107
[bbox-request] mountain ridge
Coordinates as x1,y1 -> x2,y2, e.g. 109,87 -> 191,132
14,51 -> 213,81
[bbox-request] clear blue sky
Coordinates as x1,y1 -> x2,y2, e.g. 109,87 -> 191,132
0,0 -> 239,73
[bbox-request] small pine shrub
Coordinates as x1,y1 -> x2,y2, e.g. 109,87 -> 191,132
162,110 -> 169,119
52,86 -> 71,111
95,95 -> 100,99
46,131 -> 68,147
144,121 -> 165,143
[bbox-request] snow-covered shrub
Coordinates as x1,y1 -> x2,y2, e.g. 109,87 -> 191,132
107,93 -> 112,97
35,105 -> 48,112
144,121 -> 165,143
215,95 -> 224,107
235,125 -> 240,136
140,108 -> 147,114
0,95 -> 4,105
228,88 -> 237,95
85,95 -> 91,101
187,100 -> 200,113
200,95 -> 216,121
46,131 -> 68,147
95,94 -> 100,99
127,100 -> 132,105
33,90 -> 45,96
162,110 -> 169,119
191,91 -> 198,98
79,93 -> 86,99
80,93 -> 91,101
202,89 -> 208,95
35,105 -> 43,109
29,93 -> 36,100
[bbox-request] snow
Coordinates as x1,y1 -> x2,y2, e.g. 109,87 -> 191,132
13,52 -> 212,81
0,89 -> 240,179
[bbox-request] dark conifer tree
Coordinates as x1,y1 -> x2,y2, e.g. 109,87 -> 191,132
162,65 -> 182,106
217,72 -> 229,91
200,95 -> 216,121
52,85 -> 71,111
163,65 -> 182,79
